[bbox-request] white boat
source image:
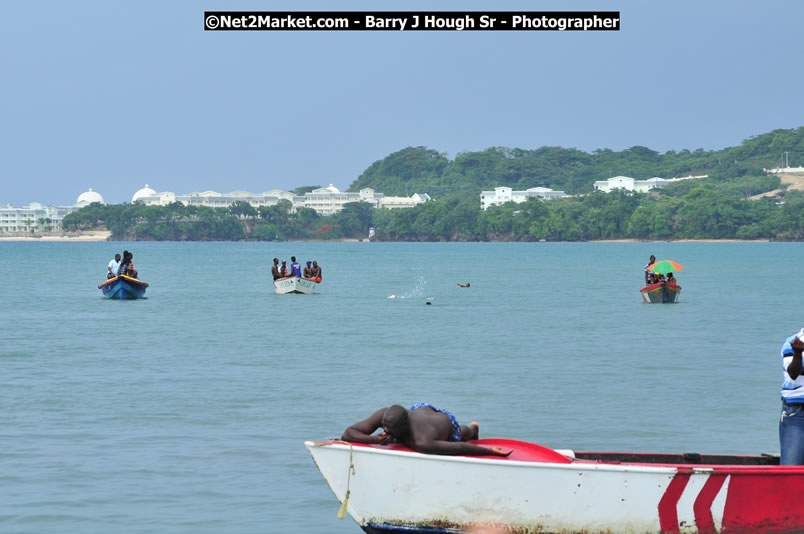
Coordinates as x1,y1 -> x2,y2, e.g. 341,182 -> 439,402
274,276 -> 317,294
305,438 -> 804,534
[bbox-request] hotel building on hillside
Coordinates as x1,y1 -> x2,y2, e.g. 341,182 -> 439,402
131,184 -> 430,215
593,174 -> 707,193
480,186 -> 567,210
132,185 -> 303,209
0,188 -> 104,234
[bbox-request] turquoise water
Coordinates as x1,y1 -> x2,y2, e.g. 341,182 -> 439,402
0,241 -> 798,533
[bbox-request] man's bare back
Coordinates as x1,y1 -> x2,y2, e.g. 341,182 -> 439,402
341,404 -> 511,457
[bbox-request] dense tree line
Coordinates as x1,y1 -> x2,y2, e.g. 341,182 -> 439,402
62,199 -> 375,241
373,189 -> 804,241
63,188 -> 804,242
62,127 -> 804,241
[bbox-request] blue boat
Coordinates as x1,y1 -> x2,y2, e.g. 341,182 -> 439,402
98,275 -> 149,299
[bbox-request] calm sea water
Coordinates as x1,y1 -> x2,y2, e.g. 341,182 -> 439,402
0,241 -> 799,533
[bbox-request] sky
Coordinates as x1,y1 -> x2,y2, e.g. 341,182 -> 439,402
2,0 -> 803,206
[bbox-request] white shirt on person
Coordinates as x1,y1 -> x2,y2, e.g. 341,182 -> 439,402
108,259 -> 121,276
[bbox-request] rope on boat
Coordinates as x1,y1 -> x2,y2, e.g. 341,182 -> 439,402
336,441 -> 355,520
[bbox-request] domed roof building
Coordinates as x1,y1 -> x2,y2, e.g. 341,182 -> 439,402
132,184 -> 158,203
75,188 -> 105,207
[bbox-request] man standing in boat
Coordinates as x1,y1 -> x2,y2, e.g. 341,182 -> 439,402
644,255 -> 656,286
342,404 -> 511,456
779,330 -> 804,465
289,256 -> 302,277
271,258 -> 281,280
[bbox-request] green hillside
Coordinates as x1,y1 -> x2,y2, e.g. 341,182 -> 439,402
348,127 -> 804,198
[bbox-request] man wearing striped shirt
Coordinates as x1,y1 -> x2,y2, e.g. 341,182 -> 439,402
779,328 -> 804,465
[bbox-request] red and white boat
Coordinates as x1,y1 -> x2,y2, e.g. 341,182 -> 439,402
305,438 -> 804,533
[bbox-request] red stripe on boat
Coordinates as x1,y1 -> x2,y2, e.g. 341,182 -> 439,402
658,471 -> 690,533
693,473 -> 727,533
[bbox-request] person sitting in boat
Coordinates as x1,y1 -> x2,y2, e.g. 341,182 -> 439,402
280,260 -> 288,278
644,255 -> 656,285
126,263 -> 138,279
312,260 -> 321,281
303,261 -> 313,278
666,272 -> 676,285
290,256 -> 302,277
271,258 -> 281,281
119,250 -> 133,276
342,404 -> 511,457
107,253 -> 121,279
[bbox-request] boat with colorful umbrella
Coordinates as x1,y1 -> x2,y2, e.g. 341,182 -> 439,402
306,438 -> 803,533
641,259 -> 683,303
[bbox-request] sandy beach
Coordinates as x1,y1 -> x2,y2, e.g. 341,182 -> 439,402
0,230 -> 111,242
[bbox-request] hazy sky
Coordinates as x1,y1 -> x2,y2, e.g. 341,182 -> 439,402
2,1 -> 803,206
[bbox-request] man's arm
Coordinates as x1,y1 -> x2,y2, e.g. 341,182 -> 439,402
341,408 -> 388,444
787,338 -> 804,379
414,439 -> 511,457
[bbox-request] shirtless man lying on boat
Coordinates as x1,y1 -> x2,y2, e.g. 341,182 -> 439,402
342,404 -> 511,456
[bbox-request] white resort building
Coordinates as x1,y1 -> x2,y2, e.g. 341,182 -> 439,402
480,186 -> 566,210
1,188 -> 104,234
764,166 -> 804,175
593,174 -> 707,193
132,185 -> 303,209
130,184 -> 430,216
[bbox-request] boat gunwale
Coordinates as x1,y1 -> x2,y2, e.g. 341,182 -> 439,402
98,274 -> 149,289
640,282 -> 682,293
304,440 -> 804,474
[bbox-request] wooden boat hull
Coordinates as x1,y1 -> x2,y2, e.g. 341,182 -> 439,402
305,439 -> 804,534
641,282 -> 681,303
274,276 -> 317,294
98,275 -> 148,299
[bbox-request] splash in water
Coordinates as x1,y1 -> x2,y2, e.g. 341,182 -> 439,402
387,274 -> 427,299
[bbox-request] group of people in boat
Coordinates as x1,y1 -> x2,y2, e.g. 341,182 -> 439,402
106,250 -> 138,279
271,256 -> 322,281
643,254 -> 677,287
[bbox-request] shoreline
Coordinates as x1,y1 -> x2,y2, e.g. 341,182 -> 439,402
0,231 -> 111,242
0,233 -> 775,244
587,238 -> 772,243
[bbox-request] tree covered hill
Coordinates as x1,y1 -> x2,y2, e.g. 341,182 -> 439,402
348,127 -> 804,197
